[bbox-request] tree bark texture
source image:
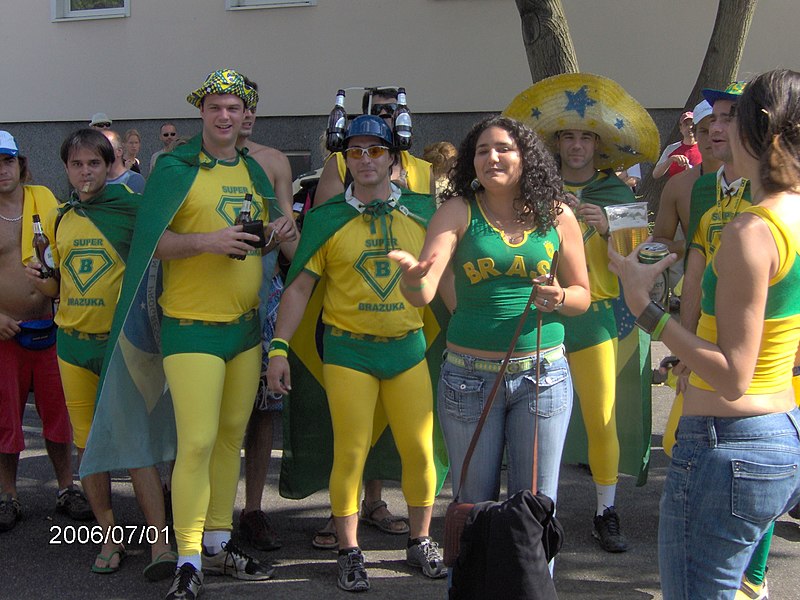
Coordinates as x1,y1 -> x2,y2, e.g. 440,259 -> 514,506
515,0 -> 578,83
640,0 -> 758,214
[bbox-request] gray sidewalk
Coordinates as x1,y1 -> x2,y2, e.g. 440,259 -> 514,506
4,343 -> 800,599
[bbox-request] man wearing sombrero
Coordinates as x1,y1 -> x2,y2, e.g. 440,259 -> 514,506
505,73 -> 660,554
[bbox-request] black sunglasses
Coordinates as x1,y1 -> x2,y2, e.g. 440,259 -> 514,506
162,132 -> 177,137
370,103 -> 397,116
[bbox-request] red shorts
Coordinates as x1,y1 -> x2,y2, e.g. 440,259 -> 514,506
0,338 -> 72,453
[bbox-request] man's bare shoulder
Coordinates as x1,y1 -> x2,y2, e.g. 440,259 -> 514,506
665,167 -> 701,195
246,141 -> 289,164
661,167 -> 701,204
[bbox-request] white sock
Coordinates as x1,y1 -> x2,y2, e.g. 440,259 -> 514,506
595,483 -> 617,516
177,553 -> 202,571
203,530 -> 231,555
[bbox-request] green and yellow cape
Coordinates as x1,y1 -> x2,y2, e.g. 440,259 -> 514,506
278,190 -> 450,498
80,135 -> 278,477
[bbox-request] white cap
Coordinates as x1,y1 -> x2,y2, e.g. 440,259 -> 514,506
90,112 -> 112,126
692,100 -> 712,125
0,131 -> 19,156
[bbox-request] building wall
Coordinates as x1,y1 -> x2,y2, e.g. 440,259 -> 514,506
1,0 -> 797,194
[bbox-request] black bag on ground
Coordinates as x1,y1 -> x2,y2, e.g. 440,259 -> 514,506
449,489 -> 563,600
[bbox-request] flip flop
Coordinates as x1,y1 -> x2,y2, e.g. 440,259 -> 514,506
311,515 -> 338,550
91,547 -> 126,574
143,550 -> 178,582
359,500 -> 409,535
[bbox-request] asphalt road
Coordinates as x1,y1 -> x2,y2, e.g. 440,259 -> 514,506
4,342 -> 800,600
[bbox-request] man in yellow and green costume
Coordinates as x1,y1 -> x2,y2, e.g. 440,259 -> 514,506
267,115 -> 448,592
79,69 -> 295,600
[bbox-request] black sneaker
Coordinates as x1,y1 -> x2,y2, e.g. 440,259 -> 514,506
201,540 -> 274,580
0,493 -> 21,532
55,486 -> 94,521
239,510 -> 282,551
592,507 -> 628,552
337,548 -> 370,592
165,563 -> 203,600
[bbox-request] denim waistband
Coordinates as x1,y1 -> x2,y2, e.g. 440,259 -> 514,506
444,345 -> 564,374
677,409 -> 800,444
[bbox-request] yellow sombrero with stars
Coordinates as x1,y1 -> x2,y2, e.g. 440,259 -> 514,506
503,73 -> 659,171
187,68 -> 259,109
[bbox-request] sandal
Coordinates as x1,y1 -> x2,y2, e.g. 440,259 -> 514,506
91,546 -> 126,574
359,500 -> 409,535
143,550 -> 178,581
311,515 -> 339,550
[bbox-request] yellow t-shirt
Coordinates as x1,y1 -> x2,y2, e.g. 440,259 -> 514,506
564,173 -> 619,301
304,207 -> 426,336
689,185 -> 751,266
159,155 -> 266,321
44,207 -> 124,333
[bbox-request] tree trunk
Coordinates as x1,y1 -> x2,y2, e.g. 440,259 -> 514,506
515,0 -> 579,82
640,0 -> 759,214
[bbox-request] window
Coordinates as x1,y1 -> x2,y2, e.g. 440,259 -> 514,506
51,0 -> 130,21
226,0 -> 316,10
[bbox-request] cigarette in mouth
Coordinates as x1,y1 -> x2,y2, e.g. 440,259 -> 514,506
82,182 -> 91,193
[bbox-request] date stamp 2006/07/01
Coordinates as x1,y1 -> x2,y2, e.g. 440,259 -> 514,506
49,525 -> 168,545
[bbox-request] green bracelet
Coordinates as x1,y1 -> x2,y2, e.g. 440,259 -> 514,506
651,311 -> 671,341
400,278 -> 427,292
268,337 -> 289,353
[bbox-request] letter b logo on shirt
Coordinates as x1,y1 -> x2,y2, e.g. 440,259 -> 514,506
374,260 -> 391,278
79,258 -> 94,274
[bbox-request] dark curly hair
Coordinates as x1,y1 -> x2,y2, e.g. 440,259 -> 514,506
441,115 -> 564,233
736,69 -> 800,195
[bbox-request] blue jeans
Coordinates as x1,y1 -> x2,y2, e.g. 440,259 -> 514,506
437,349 -> 572,505
659,409 -> 800,599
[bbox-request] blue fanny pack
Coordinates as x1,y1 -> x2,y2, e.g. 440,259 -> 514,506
15,319 -> 57,351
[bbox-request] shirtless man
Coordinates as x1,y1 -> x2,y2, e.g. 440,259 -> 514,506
653,100 -> 720,261
236,75 -> 297,552
0,131 -> 92,531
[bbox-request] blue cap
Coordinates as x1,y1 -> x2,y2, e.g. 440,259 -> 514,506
0,131 -> 19,156
701,81 -> 746,106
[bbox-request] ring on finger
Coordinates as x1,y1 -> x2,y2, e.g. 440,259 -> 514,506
542,299 -> 549,307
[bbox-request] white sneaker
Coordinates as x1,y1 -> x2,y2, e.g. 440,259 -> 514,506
406,537 -> 447,579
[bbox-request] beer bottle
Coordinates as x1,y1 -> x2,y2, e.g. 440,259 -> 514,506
32,214 -> 55,279
230,194 -> 253,260
325,89 -> 347,153
393,87 -> 413,150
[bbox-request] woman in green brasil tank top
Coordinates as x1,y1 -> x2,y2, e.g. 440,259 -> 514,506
610,69 -> 800,598
390,115 -> 590,513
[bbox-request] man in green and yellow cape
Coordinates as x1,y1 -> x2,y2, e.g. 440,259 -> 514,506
267,115 -> 449,588
82,68 -> 292,597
